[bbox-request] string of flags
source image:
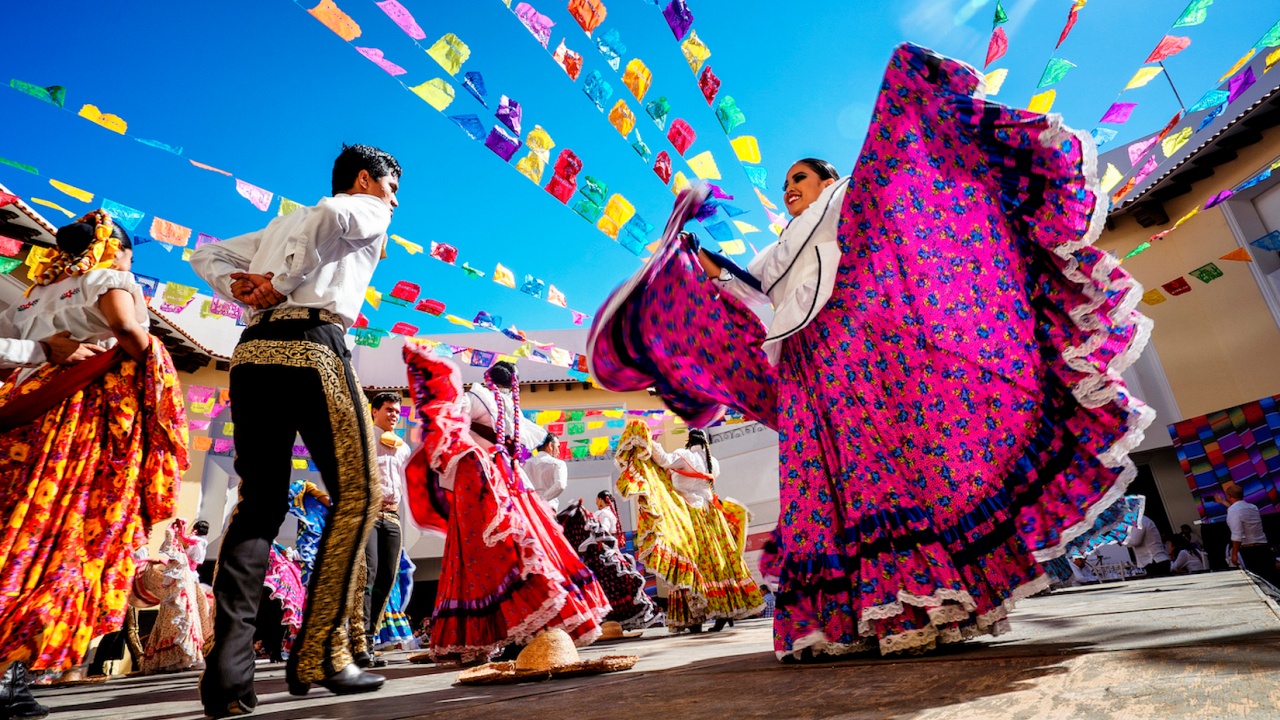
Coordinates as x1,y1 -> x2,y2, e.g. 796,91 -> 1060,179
297,0 -> 665,260
1125,153 -> 1280,306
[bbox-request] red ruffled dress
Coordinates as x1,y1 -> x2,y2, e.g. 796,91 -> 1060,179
402,341 -> 610,663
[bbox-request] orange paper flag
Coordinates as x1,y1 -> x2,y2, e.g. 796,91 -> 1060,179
1220,247 -> 1253,262
190,159 -> 232,176
308,0 -> 362,40
150,217 -> 192,247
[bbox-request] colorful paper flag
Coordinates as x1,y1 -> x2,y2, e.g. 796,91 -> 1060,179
1250,231 -> 1280,252
1037,59 -> 1075,88
494,263 -> 516,288
1220,50 -> 1256,83
376,0 -> 425,39
1125,66 -> 1163,90
622,59 -> 652,101
680,30 -> 711,73
150,217 -> 191,247
984,68 -> 1009,96
427,33 -> 470,75
992,0 -> 1008,27
365,286 -> 381,310
1189,90 -> 1229,113
391,235 -> 422,254
1172,0 -> 1213,29
1220,247 -> 1253,262
568,0 -> 607,34
410,79 -> 455,111
1099,163 -> 1123,193
190,160 -> 231,176
235,179 -> 273,211
430,241 -> 458,264
715,96 -> 745,134
608,100 -> 636,136
687,150 -> 721,180
1162,127 -> 1193,158
1189,263 -> 1223,283
1056,1 -> 1084,48
553,40 -> 583,81
1027,90 -> 1055,113
308,0 -> 361,40
1100,102 -> 1138,124
515,2 -> 555,48
985,27 -> 1008,68
46,179 -> 91,204
78,104 -> 126,134
1141,289 -> 1166,305
1146,35 -> 1191,64
663,0 -> 694,40
278,197 -> 304,216
1122,242 -> 1151,260
698,65 -> 721,104
1228,67 -> 1256,105
9,79 -> 65,107
1162,277 -> 1192,296
547,284 -> 567,308
356,47 -> 407,76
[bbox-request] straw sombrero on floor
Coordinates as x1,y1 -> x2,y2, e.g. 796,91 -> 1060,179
455,629 -> 637,685
596,621 -> 643,642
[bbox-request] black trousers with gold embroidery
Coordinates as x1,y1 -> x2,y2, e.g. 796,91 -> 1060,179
201,310 -> 381,709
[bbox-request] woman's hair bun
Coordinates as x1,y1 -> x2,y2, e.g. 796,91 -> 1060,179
54,222 -> 96,256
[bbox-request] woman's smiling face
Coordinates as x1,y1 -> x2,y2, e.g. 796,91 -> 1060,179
782,161 -> 836,217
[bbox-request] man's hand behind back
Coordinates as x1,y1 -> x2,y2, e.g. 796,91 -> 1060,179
44,330 -> 106,365
230,272 -> 287,309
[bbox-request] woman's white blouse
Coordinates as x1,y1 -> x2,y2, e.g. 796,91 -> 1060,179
3,269 -> 148,345
595,506 -> 619,535
651,444 -> 720,509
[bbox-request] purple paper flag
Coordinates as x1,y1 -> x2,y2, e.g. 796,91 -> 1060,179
706,183 -> 734,200
1100,102 -> 1138,125
1228,67 -> 1255,105
662,0 -> 694,40
1127,137 -> 1158,167
1133,155 -> 1158,186
356,47 -> 408,76
1204,190 -> 1234,209
209,296 -> 243,320
376,0 -> 426,40
235,179 -> 273,211
195,232 -> 221,248
213,438 -> 234,454
485,125 -> 522,161
470,350 -> 496,368
496,95 -> 522,135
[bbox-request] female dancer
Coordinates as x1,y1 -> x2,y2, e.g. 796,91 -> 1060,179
139,519 -> 213,673
0,211 -> 188,714
402,342 -> 610,662
590,43 -> 1152,658
614,422 -> 762,631
557,499 -> 660,631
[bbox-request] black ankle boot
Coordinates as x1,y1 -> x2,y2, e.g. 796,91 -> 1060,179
288,664 -> 384,697
1,662 -> 49,720
710,618 -> 729,632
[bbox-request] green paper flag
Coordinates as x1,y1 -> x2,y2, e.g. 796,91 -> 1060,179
1255,19 -> 1280,51
1037,58 -> 1076,88
0,156 -> 38,174
0,257 -> 21,275
993,0 -> 1008,27
571,445 -> 589,460
569,410 -> 586,422
567,421 -> 586,435
460,262 -> 485,279
1172,0 -> 1213,29
9,79 -> 65,107
715,96 -> 746,134
1189,262 -> 1223,283
1122,242 -> 1151,260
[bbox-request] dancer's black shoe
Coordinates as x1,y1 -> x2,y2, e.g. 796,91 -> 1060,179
287,664 -> 384,697
0,662 -> 49,720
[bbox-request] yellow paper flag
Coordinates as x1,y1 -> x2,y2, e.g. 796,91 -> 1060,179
1220,50 -> 1256,82
292,458 -> 308,470
223,422 -> 235,436
308,0 -> 362,41
680,31 -> 711,73
687,151 -> 721,180
733,220 -> 761,234
608,100 -> 636,137
598,194 -> 636,239
494,263 -> 516,288
984,68 -> 1009,96
755,187 -> 777,210
1099,163 -> 1123,194
1027,90 -> 1055,114
526,125 -> 555,162
391,234 -> 422,254
587,421 -> 605,430
719,240 -> 746,255
515,153 -> 545,183
445,314 -> 475,329
622,58 -> 652,101
602,410 -> 623,419
768,223 -> 784,236
410,79 -> 455,111
426,33 -> 470,74
30,198 -> 75,218
279,197 -> 304,216
365,286 -> 381,310
1161,127 -> 1192,158
588,437 -> 610,456
1125,66 -> 1163,90
48,179 -> 93,203
730,136 -> 761,164
671,171 -> 691,196
78,104 -> 127,134
1141,289 -> 1166,306
1267,48 -> 1280,74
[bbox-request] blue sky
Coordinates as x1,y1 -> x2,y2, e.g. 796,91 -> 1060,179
1,0 -> 1274,343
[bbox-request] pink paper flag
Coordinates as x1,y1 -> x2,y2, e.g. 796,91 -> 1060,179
189,418 -> 211,432
1145,35 -> 1191,64
214,438 -> 234,453
1127,137 -> 1158,167
195,232 -> 221,248
1100,102 -> 1137,124
376,0 -> 426,40
985,27 -> 1008,68
1133,155 -> 1158,185
235,179 -> 274,211
571,310 -> 588,326
356,47 -> 407,76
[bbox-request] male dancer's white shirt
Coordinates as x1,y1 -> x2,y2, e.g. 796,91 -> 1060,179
0,338 -> 45,368
524,452 -> 568,511
190,193 -> 391,329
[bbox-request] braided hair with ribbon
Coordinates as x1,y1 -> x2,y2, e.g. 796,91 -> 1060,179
596,490 -> 627,548
26,209 -> 131,296
485,361 -> 521,482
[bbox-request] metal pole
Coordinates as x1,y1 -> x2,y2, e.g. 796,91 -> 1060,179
1159,61 -> 1187,112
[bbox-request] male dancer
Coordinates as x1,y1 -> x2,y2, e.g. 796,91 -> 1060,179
190,144 -> 401,718
355,391 -> 411,667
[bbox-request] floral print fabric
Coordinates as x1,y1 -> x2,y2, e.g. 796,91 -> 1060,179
0,336 -> 188,671
556,499 -> 659,630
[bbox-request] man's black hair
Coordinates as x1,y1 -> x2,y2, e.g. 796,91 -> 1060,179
370,391 -> 401,411
332,143 -> 402,195
538,433 -> 558,451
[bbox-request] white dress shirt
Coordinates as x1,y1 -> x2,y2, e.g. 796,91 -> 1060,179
376,431 -> 412,511
524,452 -> 568,510
651,444 -> 720,509
1170,549 -> 1204,573
189,193 -> 392,329
717,177 -> 851,365
1227,500 -> 1269,545
1123,515 -> 1170,567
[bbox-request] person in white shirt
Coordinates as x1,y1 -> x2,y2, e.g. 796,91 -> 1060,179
191,144 -> 400,714
462,361 -> 547,453
1122,515 -> 1171,577
1069,555 -> 1098,585
1224,484 -> 1279,587
650,428 -> 720,510
357,392 -> 411,668
1169,535 -> 1205,574
594,490 -> 621,537
524,434 -> 568,511
188,520 -> 211,571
